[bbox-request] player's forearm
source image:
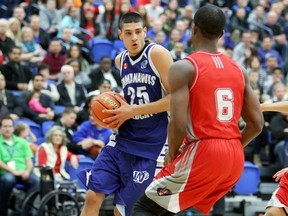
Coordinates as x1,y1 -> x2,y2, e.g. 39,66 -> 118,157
132,94 -> 170,116
261,101 -> 288,113
168,119 -> 186,159
241,123 -> 263,147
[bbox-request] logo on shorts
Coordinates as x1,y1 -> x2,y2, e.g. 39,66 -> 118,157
157,187 -> 172,196
133,171 -> 149,184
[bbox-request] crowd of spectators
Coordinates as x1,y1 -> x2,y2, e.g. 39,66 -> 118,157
1,0 -> 288,214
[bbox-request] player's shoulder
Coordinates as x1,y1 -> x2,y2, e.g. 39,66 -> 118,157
150,44 -> 172,62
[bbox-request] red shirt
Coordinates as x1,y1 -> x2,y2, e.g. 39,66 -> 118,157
42,54 -> 66,75
184,51 -> 245,143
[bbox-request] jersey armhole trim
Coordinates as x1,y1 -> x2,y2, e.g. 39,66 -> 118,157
185,56 -> 199,91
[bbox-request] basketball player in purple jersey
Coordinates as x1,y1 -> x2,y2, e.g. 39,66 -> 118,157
78,12 -> 173,216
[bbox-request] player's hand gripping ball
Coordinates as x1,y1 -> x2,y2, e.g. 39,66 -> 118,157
90,91 -> 125,128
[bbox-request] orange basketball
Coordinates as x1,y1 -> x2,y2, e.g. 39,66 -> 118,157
90,91 -> 124,128
88,145 -> 101,157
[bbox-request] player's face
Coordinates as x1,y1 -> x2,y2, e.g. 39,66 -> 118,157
118,22 -> 147,57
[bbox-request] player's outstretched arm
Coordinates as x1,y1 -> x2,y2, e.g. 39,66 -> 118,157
261,101 -> 288,113
240,71 -> 264,147
167,59 -> 194,161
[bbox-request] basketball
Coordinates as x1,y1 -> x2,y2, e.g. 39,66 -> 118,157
90,91 -> 124,128
88,145 -> 101,157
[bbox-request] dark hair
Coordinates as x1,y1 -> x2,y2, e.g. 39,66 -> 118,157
0,115 -> 13,127
9,46 -> 21,54
194,5 -> 226,39
272,67 -> 283,74
99,79 -> 111,87
65,58 -> 82,71
32,73 -> 44,81
38,64 -> 50,72
119,12 -> 144,30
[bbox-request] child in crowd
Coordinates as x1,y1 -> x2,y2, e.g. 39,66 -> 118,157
14,122 -> 38,155
27,92 -> 52,114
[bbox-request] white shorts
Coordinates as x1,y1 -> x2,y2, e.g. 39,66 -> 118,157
266,188 -> 287,208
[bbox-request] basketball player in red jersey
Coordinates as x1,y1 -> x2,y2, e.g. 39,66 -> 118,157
261,101 -> 288,216
132,5 -> 264,215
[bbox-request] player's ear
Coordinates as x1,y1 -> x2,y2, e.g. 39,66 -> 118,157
143,26 -> 147,37
118,29 -> 123,40
219,30 -> 224,39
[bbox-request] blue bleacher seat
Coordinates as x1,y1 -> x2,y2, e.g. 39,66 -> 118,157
234,161 -> 260,195
111,39 -> 125,59
35,136 -> 46,145
54,105 -> 66,116
42,120 -> 55,136
14,118 -> 42,138
66,156 -> 94,189
89,38 -> 114,64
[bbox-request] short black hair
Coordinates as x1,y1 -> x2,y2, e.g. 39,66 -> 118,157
119,12 -> 144,30
194,5 -> 226,39
32,73 -> 44,81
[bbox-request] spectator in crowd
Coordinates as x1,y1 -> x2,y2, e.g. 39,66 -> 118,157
29,14 -> 51,51
167,28 -> 182,50
230,6 -> 250,45
0,116 -> 40,216
72,115 -> 112,159
153,30 -> 168,48
165,0 -> 181,23
145,0 -> 164,22
0,46 -> 32,91
39,0 -> 62,38
35,126 -> 79,180
270,112 -> 288,166
19,26 -> 46,68
136,5 -> 150,28
14,122 -> 38,155
28,64 -> 60,102
89,56 -> 121,91
42,39 -> 67,81
265,10 -> 288,61
258,36 -> 283,69
0,19 -> 16,61
67,44 -> 91,75
88,78 -> 112,98
6,17 -> 22,46
58,27 -> 83,55
267,67 -> 285,97
96,0 -> 119,41
0,72 -> 23,120
27,91 -> 52,114
170,41 -> 188,61
12,6 -> 27,27
57,65 -> 87,113
80,3 -> 100,41
21,73 -> 55,124
247,4 -> 266,30
57,5 -> 82,44
53,107 -> 79,154
76,94 -> 98,126
232,31 -> 253,66
64,58 -> 91,89
174,20 -> 190,45
146,19 -> 164,41
262,54 -> 279,95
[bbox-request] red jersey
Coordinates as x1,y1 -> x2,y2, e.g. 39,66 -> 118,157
276,171 -> 288,206
184,51 -> 245,142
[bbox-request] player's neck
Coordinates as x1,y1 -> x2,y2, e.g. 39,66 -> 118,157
194,41 -> 218,53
